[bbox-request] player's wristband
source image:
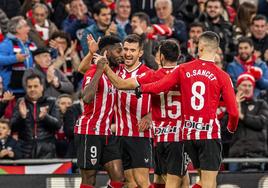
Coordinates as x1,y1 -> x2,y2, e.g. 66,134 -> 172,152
135,86 -> 142,99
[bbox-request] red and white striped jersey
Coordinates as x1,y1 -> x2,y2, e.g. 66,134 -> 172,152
74,64 -> 115,135
141,59 -> 239,140
115,63 -> 152,138
137,67 -> 182,142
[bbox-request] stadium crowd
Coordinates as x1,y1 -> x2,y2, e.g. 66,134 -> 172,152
0,0 -> 268,187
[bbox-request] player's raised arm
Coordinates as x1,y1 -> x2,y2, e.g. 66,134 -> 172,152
78,35 -> 100,74
221,74 -> 239,133
104,64 -> 138,90
140,66 -> 181,94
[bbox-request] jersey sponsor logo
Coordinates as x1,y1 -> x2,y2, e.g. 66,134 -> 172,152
154,126 -> 178,135
184,120 -> 211,131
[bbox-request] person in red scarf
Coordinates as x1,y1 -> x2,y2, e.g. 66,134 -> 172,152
27,3 -> 58,48
227,37 -> 268,97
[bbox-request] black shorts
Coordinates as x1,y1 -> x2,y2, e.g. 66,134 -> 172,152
119,136 -> 153,170
154,142 -> 187,176
184,139 -> 222,171
75,134 -> 121,170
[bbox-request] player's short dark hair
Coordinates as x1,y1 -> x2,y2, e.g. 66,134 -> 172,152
98,35 -> 122,51
0,118 -> 11,129
199,31 -> 220,47
159,39 -> 180,62
189,22 -> 205,32
123,34 -> 143,49
57,94 -> 73,101
93,1 -> 108,15
251,14 -> 267,24
132,12 -> 150,26
238,37 -> 254,47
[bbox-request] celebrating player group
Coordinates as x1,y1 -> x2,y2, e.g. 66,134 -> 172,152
75,31 -> 239,188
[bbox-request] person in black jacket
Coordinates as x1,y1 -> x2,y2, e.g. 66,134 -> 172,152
11,73 -> 61,159
0,118 -> 22,159
228,73 -> 268,171
63,99 -> 83,158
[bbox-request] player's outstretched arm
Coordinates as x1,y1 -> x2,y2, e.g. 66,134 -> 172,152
222,75 -> 239,133
104,64 -> 138,90
140,66 -> 180,94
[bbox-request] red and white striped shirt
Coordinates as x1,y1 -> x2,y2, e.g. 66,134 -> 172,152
115,63 -> 152,138
137,67 -> 182,142
140,59 -> 239,140
74,64 -> 115,135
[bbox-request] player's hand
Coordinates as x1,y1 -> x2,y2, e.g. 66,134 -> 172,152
135,86 -> 142,99
87,34 -> 100,54
93,51 -> 108,69
138,114 -> 152,132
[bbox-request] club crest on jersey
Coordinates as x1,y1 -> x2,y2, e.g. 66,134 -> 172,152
154,126 -> 178,135
91,159 -> 97,165
184,120 -> 210,131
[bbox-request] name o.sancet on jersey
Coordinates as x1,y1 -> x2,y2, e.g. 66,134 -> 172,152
140,59 -> 239,141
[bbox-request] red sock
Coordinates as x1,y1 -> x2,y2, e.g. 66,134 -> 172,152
80,184 -> 94,188
153,183 -> 165,188
109,181 -> 124,188
192,183 -> 202,188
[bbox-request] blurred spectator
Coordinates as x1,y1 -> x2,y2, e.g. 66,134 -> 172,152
233,2 -> 257,41
49,31 -> 81,88
0,16 -> 35,96
197,0 -> 234,58
55,94 -> 73,158
228,73 -> 268,171
0,9 -> 9,36
224,0 -> 239,23
11,73 -> 60,158
151,0 -> 188,44
51,0 -> 69,29
130,0 -> 156,18
131,12 -> 158,70
62,0 -> 94,41
178,0 -> 207,26
23,47 -> 74,98
227,37 -> 268,97
27,3 -> 58,48
80,2 -> 126,55
20,0 -> 49,19
257,0 -> 268,20
0,118 -> 22,159
114,0 -> 132,34
0,0 -> 21,19
63,99 -> 82,158
250,15 -> 268,63
185,22 -> 205,61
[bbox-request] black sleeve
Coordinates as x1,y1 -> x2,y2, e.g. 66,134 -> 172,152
63,103 -> 82,139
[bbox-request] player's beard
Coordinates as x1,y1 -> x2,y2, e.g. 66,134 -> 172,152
239,53 -> 251,62
108,56 -> 120,68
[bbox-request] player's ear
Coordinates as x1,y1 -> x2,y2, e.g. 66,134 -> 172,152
138,49 -> 144,58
